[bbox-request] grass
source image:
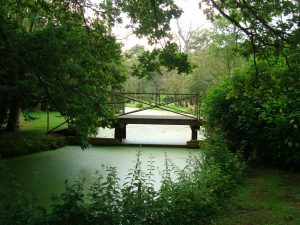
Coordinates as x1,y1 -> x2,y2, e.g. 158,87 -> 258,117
211,167 -> 300,225
20,111 -> 67,132
0,111 -> 67,158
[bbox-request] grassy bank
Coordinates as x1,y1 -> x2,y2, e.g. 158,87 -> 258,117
20,111 -> 67,132
0,111 -> 67,158
0,131 -> 65,157
212,167 -> 300,225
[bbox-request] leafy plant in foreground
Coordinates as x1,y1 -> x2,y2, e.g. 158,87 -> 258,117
1,134 -> 245,225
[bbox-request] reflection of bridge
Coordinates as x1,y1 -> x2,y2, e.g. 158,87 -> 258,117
113,93 -> 202,146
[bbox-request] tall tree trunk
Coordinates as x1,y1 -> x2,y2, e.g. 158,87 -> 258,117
6,95 -> 21,132
0,93 -> 9,128
1,24 -> 24,132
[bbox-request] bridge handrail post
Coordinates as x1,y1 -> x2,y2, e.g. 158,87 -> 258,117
158,93 -> 160,105
121,94 -> 125,114
195,94 -> 199,120
111,94 -> 115,114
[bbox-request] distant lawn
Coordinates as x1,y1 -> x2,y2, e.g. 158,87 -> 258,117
212,167 -> 300,225
20,111 -> 67,132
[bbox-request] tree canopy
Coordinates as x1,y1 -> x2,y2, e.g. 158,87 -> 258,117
199,0 -> 300,168
201,0 -> 300,70
0,0 -> 191,143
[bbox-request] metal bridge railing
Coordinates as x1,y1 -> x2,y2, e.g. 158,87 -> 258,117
112,92 -> 200,120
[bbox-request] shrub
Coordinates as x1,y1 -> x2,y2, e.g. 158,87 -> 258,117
0,162 -> 44,225
135,103 -> 143,108
202,60 -> 300,169
0,132 -> 65,157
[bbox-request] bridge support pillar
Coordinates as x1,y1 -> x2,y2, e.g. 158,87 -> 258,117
114,123 -> 126,141
121,124 -> 126,139
191,125 -> 198,140
114,123 -> 122,141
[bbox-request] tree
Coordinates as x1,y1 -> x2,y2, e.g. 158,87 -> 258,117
200,0 -> 300,71
200,0 -> 300,168
0,0 -> 191,142
185,19 -> 246,96
0,1 -> 125,138
123,45 -> 150,93
124,44 -> 192,94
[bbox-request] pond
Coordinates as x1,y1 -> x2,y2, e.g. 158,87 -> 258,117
2,108 -> 204,209
3,146 -> 201,209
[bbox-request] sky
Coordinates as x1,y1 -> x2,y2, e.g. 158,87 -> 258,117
111,0 -> 211,50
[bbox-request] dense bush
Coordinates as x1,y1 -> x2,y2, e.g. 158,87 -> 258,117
0,134 -> 245,225
0,161 -> 45,225
0,132 -> 65,157
202,59 -> 300,169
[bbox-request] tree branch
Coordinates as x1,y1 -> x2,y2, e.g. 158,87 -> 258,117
241,0 -> 288,41
210,0 -> 252,38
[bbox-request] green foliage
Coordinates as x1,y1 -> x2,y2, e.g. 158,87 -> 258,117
0,134 -> 245,225
132,42 -> 193,79
119,0 -> 182,43
20,111 -> 67,132
0,0 -> 191,141
0,132 -> 65,157
135,102 -> 143,108
201,0 -> 299,61
159,42 -> 193,74
202,59 -> 300,169
124,18 -> 245,97
199,0 -> 300,170
186,45 -> 244,97
124,44 -> 191,94
22,110 -> 39,122
0,0 -> 127,137
182,18 -> 246,97
0,161 -> 44,225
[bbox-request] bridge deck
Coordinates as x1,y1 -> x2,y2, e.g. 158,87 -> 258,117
118,115 -> 199,126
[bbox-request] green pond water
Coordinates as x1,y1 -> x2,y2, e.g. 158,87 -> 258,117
2,146 -> 201,209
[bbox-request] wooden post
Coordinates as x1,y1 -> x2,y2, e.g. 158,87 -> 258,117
191,125 -> 198,140
114,123 -> 122,141
114,123 -> 126,141
195,95 -> 199,120
121,124 -> 127,139
47,105 -> 50,132
122,94 -> 125,114
111,94 -> 115,114
158,93 -> 160,105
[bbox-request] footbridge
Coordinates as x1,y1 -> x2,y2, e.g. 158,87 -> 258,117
112,93 -> 202,146
48,92 -> 202,147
